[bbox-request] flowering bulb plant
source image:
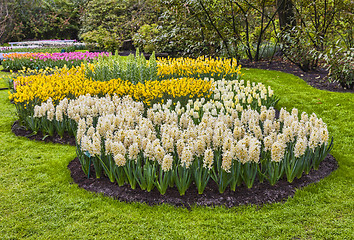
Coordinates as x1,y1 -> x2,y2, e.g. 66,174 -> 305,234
85,52 -> 242,84
2,52 -> 110,71
157,56 -> 242,81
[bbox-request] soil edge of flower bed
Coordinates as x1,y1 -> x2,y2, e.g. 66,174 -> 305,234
68,155 -> 338,208
11,120 -> 339,208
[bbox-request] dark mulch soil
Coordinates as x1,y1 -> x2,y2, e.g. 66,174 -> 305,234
240,58 -> 354,93
12,121 -> 76,146
12,121 -> 338,208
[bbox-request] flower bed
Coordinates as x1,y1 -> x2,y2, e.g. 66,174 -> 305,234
9,64 -> 215,132
9,55 -> 245,132
32,92 -> 332,195
2,52 -> 109,71
8,55 -> 333,196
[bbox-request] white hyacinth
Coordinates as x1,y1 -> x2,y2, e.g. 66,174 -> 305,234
203,148 -> 214,170
248,139 -> 261,163
128,143 -> 140,161
161,154 -> 173,172
294,137 -> 307,158
31,86 -> 331,174
180,146 -> 193,169
221,150 -> 234,173
271,141 -> 286,162
114,153 -> 126,167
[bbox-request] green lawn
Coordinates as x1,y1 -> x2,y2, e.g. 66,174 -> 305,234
0,65 -> 9,89
0,68 -> 353,239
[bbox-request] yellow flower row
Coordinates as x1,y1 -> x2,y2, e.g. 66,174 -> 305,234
157,56 -> 242,79
133,78 -> 213,105
9,65 -> 213,106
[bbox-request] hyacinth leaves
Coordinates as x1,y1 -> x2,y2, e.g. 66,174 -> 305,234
282,137 -> 334,183
122,159 -> 138,189
99,154 -> 116,183
229,161 -> 242,191
76,145 -> 91,177
192,157 -> 211,194
241,162 -> 258,188
155,167 -> 173,195
283,142 -> 304,183
174,164 -> 193,196
210,151 -> 232,193
133,156 -> 158,192
312,137 -> 334,170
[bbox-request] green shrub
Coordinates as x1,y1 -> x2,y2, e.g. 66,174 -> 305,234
280,27 -> 321,72
324,47 -> 354,89
133,24 -> 160,53
81,27 -> 122,53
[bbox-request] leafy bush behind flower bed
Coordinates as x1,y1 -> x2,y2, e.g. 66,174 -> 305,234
323,48 -> 354,89
2,52 -> 110,71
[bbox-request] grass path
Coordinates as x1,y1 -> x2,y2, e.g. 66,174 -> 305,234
0,69 -> 353,239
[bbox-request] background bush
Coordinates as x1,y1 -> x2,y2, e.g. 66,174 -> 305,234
1,0 -> 84,43
1,0 -> 353,87
79,0 -> 160,51
323,47 -> 354,89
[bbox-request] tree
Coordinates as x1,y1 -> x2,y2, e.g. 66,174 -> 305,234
276,0 -> 296,30
1,0 -> 84,43
79,0 -> 160,51
0,0 -> 10,42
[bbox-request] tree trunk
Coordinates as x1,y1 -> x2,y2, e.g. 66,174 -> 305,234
276,0 -> 296,30
0,0 -> 10,43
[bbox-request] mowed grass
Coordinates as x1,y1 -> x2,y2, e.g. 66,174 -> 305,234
0,65 -> 9,89
0,68 -> 353,239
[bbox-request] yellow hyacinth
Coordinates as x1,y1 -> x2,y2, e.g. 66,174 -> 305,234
157,56 -> 242,79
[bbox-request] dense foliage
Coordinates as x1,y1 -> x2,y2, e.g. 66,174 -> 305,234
1,0 -> 85,43
79,0 -> 160,52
